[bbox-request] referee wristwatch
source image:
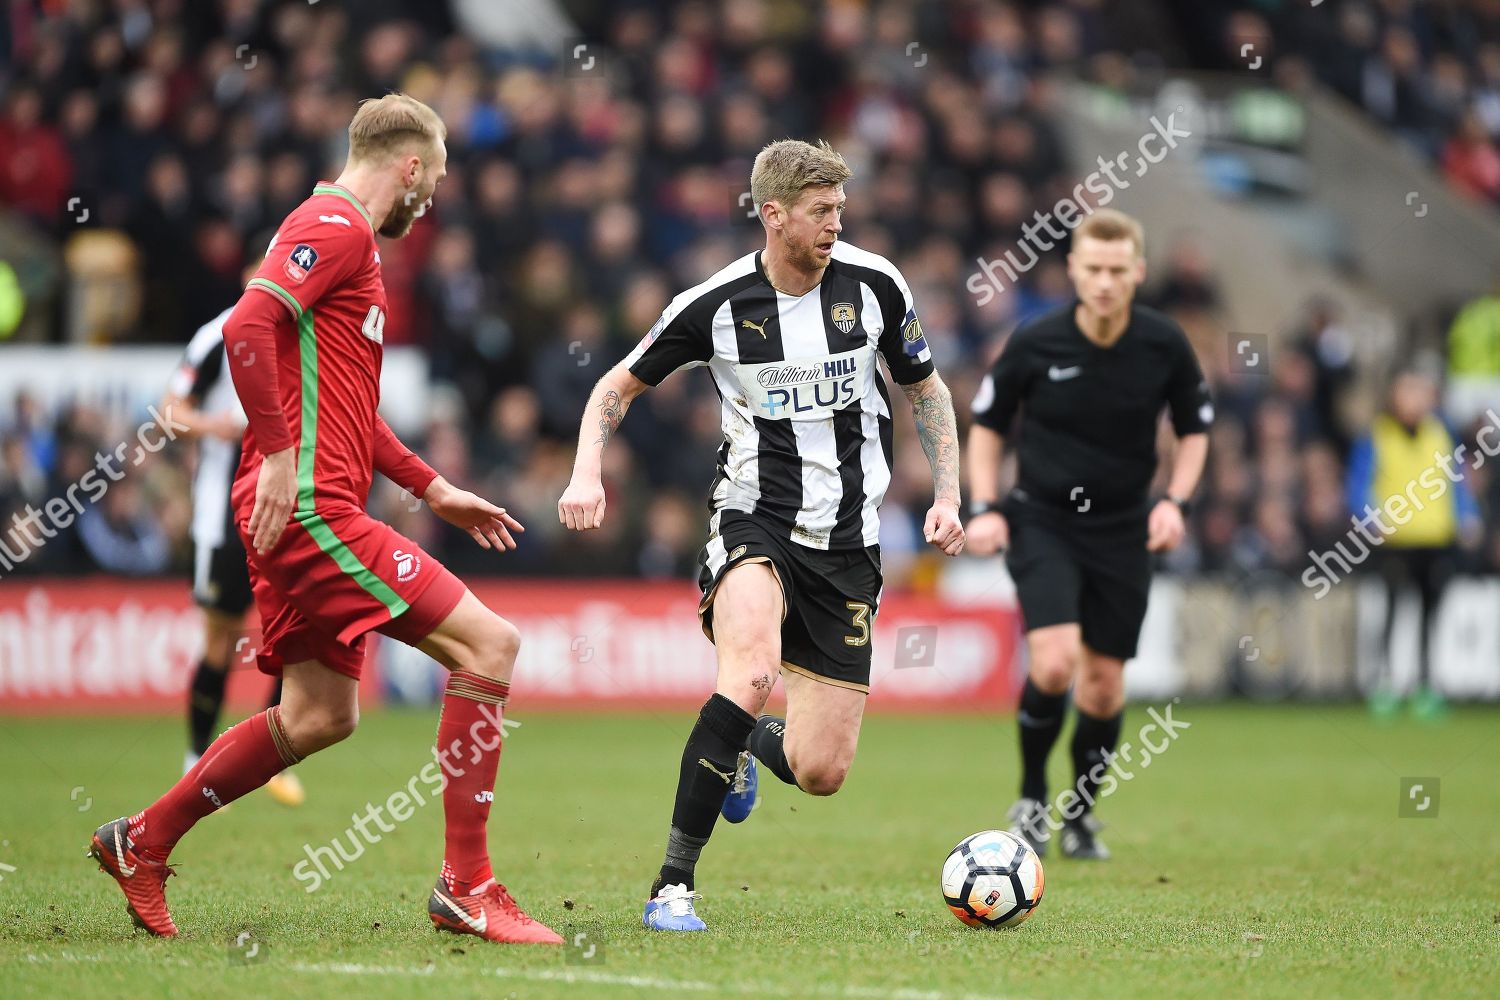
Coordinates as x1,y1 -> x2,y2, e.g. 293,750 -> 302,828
968,500 -> 1005,520
1163,494 -> 1193,516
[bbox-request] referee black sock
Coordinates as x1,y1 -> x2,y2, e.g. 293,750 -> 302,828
651,693 -> 755,897
1017,678 -> 1068,802
1071,708 -> 1123,815
187,659 -> 229,757
749,715 -> 798,786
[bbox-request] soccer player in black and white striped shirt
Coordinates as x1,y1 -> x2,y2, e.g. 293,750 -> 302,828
559,139 -> 965,931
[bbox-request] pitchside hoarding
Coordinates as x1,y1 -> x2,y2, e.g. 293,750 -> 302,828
0,579 -> 1021,713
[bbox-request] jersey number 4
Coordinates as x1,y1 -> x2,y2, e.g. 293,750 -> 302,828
361,305 -> 386,344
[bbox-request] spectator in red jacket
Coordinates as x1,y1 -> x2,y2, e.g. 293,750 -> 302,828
0,84 -> 73,224
1442,112 -> 1500,203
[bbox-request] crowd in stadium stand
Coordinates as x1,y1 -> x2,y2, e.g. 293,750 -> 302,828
2,0 -> 1499,588
1178,0 -> 1500,205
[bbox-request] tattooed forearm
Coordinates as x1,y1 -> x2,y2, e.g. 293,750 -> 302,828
594,389 -> 625,447
903,374 -> 961,507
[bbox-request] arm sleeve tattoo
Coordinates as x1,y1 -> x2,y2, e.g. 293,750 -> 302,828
902,373 -> 961,508
594,389 -> 625,447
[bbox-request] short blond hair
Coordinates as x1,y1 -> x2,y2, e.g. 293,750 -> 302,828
348,93 -> 446,163
1076,208 -> 1145,256
750,139 -> 852,216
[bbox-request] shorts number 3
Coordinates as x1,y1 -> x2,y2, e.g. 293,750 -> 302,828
844,601 -> 871,647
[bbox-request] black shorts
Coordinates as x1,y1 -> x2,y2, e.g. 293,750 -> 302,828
1003,493 -> 1151,661
698,511 -> 881,693
192,527 -> 253,617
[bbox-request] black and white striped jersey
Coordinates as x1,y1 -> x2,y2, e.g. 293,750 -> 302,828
167,306 -> 245,549
624,242 -> 935,550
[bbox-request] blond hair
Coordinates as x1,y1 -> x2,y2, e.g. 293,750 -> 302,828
1075,208 -> 1145,256
750,139 -> 852,217
347,93 -> 446,164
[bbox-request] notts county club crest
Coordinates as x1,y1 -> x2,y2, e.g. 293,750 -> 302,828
830,301 -> 857,335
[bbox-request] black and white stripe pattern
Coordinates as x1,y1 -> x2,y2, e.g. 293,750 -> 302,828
626,241 -> 934,553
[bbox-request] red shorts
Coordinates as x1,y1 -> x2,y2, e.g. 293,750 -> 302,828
239,504 -> 466,680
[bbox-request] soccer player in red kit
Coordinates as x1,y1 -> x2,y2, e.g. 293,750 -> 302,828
88,94 -> 561,945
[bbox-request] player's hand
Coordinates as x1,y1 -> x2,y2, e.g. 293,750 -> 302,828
1147,499 -> 1185,552
558,477 -> 606,531
924,501 -> 965,556
424,476 -> 524,551
247,447 -> 297,554
966,510 -> 1009,556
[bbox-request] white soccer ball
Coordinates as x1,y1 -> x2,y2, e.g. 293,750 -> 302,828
941,829 -> 1044,928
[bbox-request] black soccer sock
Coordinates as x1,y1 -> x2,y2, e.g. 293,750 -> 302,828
1017,678 -> 1068,802
187,659 -> 230,757
749,715 -> 798,786
1070,708 -> 1123,815
652,693 -> 755,897
266,676 -> 284,709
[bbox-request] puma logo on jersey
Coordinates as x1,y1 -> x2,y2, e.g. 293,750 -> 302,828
318,214 -> 352,227
1047,365 -> 1082,381
698,758 -> 733,784
741,317 -> 770,339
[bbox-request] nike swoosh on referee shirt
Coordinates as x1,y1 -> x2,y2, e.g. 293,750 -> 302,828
1047,365 -> 1082,381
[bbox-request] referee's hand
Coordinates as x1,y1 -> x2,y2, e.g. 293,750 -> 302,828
924,502 -> 965,556
1147,499 -> 1186,552
965,511 -> 1008,557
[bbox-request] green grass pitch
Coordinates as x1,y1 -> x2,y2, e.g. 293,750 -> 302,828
2,704 -> 1497,998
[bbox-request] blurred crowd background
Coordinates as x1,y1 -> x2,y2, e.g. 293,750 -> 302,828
2,0 -> 1499,587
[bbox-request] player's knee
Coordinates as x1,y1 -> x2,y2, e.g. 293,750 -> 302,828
1075,671 -> 1124,716
291,703 -> 359,751
318,705 -> 360,746
1031,650 -> 1078,694
795,758 -> 850,796
459,615 -> 521,681
484,617 -> 522,674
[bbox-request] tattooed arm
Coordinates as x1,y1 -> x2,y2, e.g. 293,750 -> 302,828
901,371 -> 965,555
558,364 -> 652,531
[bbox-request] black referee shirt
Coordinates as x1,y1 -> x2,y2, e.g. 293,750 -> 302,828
971,302 -> 1211,519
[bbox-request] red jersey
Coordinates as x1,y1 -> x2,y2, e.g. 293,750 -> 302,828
231,183 -> 392,516
220,182 -> 455,676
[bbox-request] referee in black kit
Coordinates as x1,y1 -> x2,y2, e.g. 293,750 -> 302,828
966,209 -> 1210,860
